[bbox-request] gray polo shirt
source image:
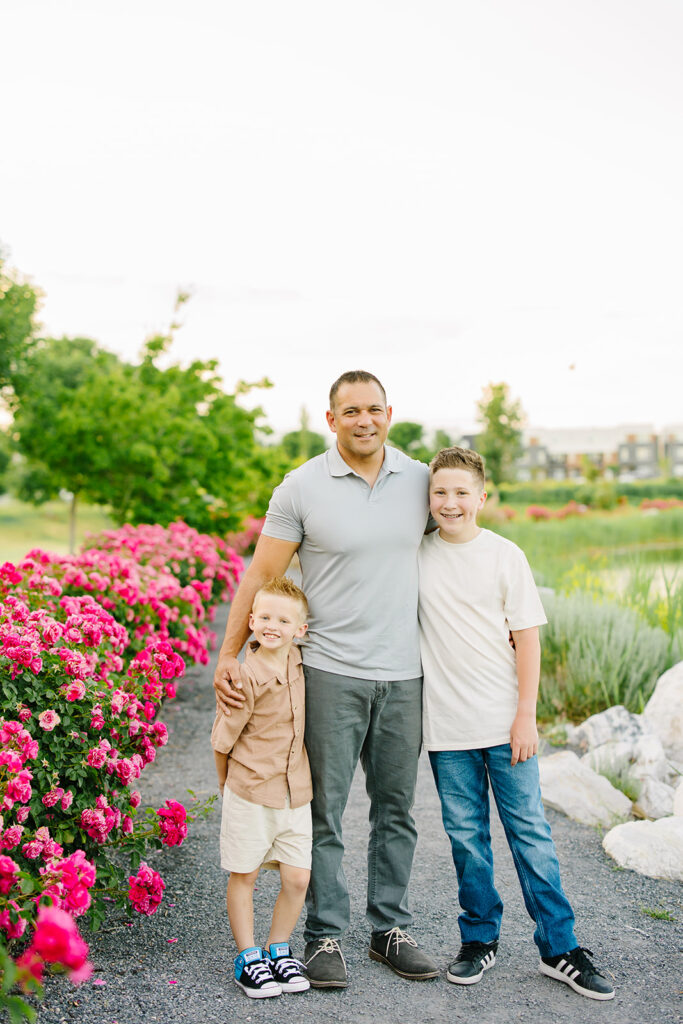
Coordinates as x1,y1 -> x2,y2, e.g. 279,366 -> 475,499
263,444 -> 429,680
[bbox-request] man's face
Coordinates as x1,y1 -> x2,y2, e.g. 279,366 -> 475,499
326,381 -> 392,460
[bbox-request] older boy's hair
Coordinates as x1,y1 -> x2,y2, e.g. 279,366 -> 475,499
254,576 -> 309,617
329,370 -> 387,410
430,446 -> 486,488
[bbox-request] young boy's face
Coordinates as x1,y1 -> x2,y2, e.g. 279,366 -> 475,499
429,467 -> 487,544
249,593 -> 308,651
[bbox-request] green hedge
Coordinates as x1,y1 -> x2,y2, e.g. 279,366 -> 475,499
498,477 -> 683,508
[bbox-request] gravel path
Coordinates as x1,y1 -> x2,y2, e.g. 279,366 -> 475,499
39,602 -> 683,1024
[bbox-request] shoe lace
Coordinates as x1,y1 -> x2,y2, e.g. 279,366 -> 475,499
243,959 -> 275,985
457,941 -> 495,961
273,955 -> 304,978
309,937 -> 346,965
383,927 -> 418,954
566,947 -> 600,977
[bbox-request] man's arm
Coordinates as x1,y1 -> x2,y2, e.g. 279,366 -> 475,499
213,534 -> 300,712
509,626 -> 541,766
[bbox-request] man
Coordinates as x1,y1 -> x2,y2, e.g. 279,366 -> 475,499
213,370 -> 437,988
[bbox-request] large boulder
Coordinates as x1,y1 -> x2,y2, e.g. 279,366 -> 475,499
582,733 -> 670,779
602,816 -> 683,882
643,662 -> 683,762
573,705 -> 644,751
632,777 -> 675,820
538,751 -> 632,827
673,780 -> 683,817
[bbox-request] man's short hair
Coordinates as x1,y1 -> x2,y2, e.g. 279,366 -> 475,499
254,576 -> 309,617
329,371 -> 387,410
429,446 -> 486,489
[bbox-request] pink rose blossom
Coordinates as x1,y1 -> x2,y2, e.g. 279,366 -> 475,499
38,709 -> 61,731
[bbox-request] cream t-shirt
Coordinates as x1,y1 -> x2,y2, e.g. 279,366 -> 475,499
418,528 -> 547,751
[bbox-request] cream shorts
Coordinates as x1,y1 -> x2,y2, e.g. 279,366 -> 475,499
220,787 -> 312,873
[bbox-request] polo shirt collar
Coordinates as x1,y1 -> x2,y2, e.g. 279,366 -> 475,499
327,443 -> 405,477
246,641 -> 302,685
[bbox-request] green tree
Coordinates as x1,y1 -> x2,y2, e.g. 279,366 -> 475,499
476,382 -> 524,484
388,421 -> 432,463
281,407 -> 327,462
0,254 -> 41,392
10,296 -> 287,541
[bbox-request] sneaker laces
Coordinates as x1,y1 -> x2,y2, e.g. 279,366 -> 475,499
382,927 -> 418,954
457,941 -> 496,961
308,937 -> 346,965
242,959 -> 275,985
566,947 -> 601,977
273,955 -> 305,978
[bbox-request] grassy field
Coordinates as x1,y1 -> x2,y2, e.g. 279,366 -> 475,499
0,498 -> 115,563
485,505 -> 683,588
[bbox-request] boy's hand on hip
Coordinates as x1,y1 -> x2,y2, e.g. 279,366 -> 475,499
213,656 -> 246,714
510,713 -> 538,765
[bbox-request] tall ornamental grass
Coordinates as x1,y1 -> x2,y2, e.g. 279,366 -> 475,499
488,506 -> 683,587
539,591 -> 679,722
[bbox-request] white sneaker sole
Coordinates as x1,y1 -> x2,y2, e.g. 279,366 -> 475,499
447,953 -> 496,985
235,978 -> 282,999
279,978 -> 311,992
539,961 -> 615,1000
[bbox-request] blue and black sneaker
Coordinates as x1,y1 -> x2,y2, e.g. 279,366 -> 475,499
266,942 -> 310,992
234,946 -> 282,999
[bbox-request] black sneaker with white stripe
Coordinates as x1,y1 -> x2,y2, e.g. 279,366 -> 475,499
267,942 -> 310,992
540,946 -> 614,1000
446,940 -> 498,985
234,946 -> 282,999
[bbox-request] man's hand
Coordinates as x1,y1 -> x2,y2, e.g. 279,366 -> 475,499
213,656 -> 247,715
510,712 -> 538,766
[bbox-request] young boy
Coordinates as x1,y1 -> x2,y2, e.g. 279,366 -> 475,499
212,576 -> 312,999
418,447 -> 614,1001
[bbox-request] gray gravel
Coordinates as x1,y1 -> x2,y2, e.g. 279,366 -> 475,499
39,602 -> 683,1024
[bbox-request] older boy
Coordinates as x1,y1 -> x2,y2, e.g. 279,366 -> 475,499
212,576 -> 312,999
418,447 -> 614,1001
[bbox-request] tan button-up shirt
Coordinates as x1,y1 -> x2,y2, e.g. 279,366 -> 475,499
211,642 -> 312,809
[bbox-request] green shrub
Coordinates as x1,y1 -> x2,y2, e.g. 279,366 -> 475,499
539,592 -> 678,722
499,477 -> 683,507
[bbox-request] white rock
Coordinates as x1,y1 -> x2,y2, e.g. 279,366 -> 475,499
643,662 -> 683,762
539,751 -> 632,827
582,740 -> 634,776
632,777 -> 675,820
631,734 -> 672,784
573,705 -> 644,751
602,816 -> 683,882
673,779 -> 683,817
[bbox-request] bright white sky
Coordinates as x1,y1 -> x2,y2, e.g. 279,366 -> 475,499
2,0 -> 682,439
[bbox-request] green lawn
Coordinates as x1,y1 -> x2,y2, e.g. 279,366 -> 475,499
0,499 -> 115,563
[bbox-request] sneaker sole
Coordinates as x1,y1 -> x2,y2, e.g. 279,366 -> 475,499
279,979 -> 311,992
539,962 -> 615,1001
368,948 -> 440,980
234,979 -> 282,999
447,954 -> 496,985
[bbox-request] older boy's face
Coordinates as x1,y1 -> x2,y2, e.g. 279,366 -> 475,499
249,594 -> 308,652
430,467 -> 486,544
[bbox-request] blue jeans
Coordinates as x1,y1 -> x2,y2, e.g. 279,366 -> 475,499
429,745 -> 577,958
303,667 -> 423,942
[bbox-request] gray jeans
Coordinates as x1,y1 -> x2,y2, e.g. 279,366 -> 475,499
303,666 -> 423,941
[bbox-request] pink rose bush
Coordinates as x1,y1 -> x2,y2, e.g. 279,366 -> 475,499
0,521 -> 245,1012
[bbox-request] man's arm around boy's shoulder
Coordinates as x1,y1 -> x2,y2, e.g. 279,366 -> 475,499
211,663 -> 256,793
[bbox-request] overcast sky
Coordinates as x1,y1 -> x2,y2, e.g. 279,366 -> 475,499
2,0 -> 682,439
